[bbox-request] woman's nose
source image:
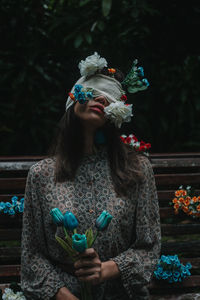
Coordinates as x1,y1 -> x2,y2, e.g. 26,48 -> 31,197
94,95 -> 108,106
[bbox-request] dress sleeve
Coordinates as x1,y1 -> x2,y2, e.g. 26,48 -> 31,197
111,156 -> 161,299
21,166 -> 66,300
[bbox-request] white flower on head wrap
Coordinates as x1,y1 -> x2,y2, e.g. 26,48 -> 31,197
78,52 -> 107,77
104,102 -> 133,128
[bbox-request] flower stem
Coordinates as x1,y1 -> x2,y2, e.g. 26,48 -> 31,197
91,231 -> 99,247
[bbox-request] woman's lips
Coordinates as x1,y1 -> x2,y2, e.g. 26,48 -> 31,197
89,105 -> 104,114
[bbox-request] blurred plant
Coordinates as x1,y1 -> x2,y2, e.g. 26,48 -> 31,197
1,0 -> 200,154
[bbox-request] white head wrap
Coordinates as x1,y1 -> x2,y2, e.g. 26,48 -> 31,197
65,52 -> 133,128
66,74 -> 124,111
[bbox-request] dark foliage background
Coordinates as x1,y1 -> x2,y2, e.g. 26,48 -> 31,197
1,0 -> 200,155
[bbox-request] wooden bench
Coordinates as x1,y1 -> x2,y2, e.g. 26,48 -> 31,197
0,154 -> 200,299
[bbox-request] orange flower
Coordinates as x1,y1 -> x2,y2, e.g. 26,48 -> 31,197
182,190 -> 187,196
182,206 -> 189,213
198,196 -> 200,201
175,190 -> 181,197
185,196 -> 191,201
197,204 -> 200,212
174,203 -> 179,210
192,196 -> 198,203
68,92 -> 75,100
172,198 -> 178,204
108,68 -> 116,74
184,198 -> 190,206
179,197 -> 185,203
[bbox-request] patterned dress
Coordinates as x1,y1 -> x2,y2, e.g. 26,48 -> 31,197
21,148 -> 161,300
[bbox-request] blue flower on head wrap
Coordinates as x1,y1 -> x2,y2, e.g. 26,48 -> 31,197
74,84 -> 83,92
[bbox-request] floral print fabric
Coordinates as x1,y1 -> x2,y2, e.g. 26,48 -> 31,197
21,148 -> 161,300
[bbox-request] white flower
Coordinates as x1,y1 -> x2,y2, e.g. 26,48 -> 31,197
2,288 -> 26,300
78,52 -> 107,77
104,102 -> 133,128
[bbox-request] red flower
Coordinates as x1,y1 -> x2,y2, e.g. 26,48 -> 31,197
126,137 -> 131,144
132,135 -> 138,142
145,143 -> 151,149
121,94 -> 127,102
139,145 -> 146,151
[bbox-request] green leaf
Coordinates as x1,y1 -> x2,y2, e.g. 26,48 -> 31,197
85,33 -> 92,45
79,0 -> 91,7
102,0 -> 112,17
74,34 -> 83,48
85,228 -> 94,248
63,227 -> 73,247
55,235 -> 75,257
97,20 -> 105,31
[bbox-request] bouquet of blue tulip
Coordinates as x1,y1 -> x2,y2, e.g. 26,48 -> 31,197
50,208 -> 113,300
154,255 -> 192,283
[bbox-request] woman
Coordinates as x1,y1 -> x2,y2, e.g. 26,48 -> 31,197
21,52 -> 161,300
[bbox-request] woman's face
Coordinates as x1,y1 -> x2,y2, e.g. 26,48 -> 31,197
74,95 -> 109,129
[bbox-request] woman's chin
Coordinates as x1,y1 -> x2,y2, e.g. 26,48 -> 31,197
82,114 -> 106,128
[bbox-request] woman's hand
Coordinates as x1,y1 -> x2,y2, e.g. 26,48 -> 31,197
55,286 -> 79,300
74,248 -> 120,285
74,248 -> 102,285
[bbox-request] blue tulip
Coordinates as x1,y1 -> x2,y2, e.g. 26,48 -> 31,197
142,78 -> 150,87
50,208 -> 64,226
11,196 -> 18,206
137,66 -> 144,77
8,208 -> 15,216
72,233 -> 87,253
19,204 -> 24,213
95,210 -> 113,231
63,211 -> 78,231
185,263 -> 192,269
0,202 -> 5,212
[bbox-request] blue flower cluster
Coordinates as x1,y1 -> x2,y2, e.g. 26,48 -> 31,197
74,84 -> 93,104
0,196 -> 24,216
154,255 -> 192,283
122,59 -> 150,93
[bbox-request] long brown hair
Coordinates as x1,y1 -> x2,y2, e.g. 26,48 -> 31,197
49,104 -> 143,196
49,68 -> 144,196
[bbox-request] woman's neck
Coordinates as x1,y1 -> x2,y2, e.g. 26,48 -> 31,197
83,128 -> 96,155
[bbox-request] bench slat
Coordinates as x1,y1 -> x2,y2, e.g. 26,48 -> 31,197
149,275 -> 200,289
162,241 -> 200,256
155,173 -> 200,186
0,229 -> 22,241
161,224 -> 200,235
0,178 -> 26,192
0,265 -> 21,277
150,294 -> 200,300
